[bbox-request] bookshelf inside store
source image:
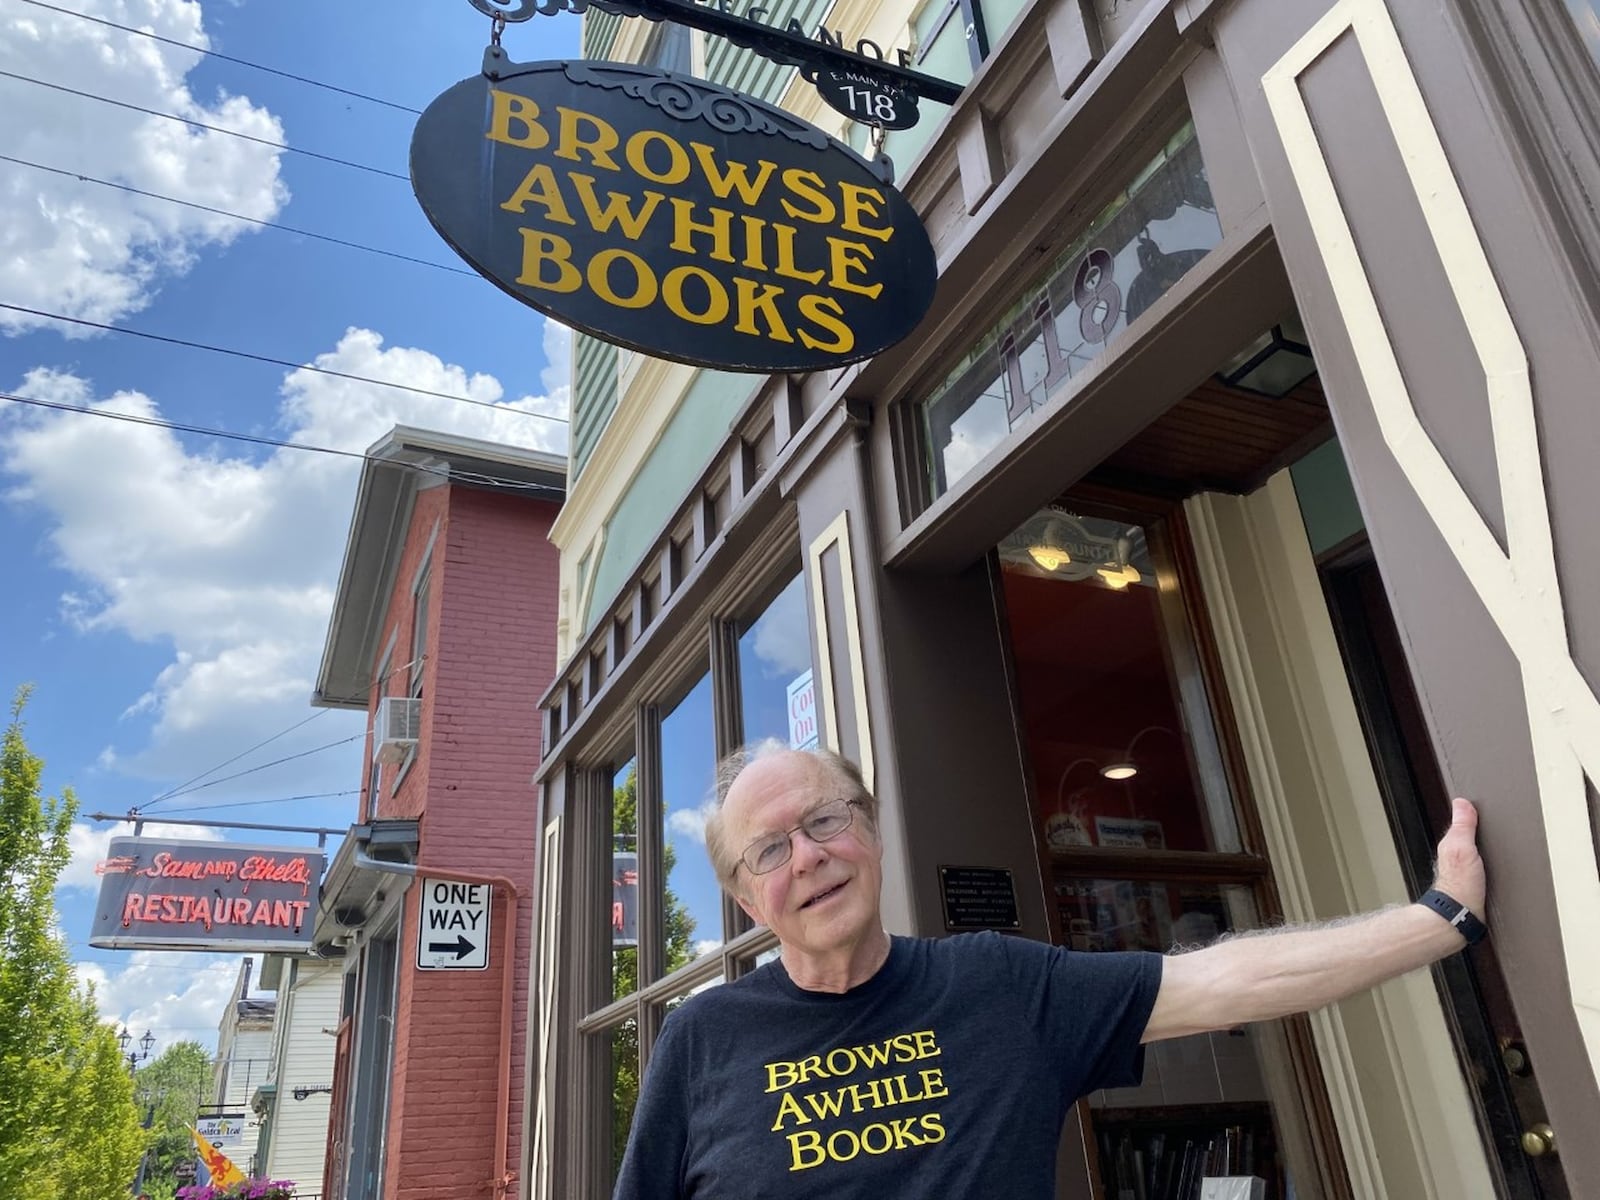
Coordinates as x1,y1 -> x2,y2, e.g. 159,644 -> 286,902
1055,874 -> 1290,1200
1092,1102 -> 1281,1200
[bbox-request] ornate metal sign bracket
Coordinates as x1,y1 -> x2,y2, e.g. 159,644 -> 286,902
463,0 -> 964,109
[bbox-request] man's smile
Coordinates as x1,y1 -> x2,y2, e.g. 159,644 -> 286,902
799,880 -> 848,910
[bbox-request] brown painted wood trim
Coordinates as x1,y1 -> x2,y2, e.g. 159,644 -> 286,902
1047,847 -> 1271,882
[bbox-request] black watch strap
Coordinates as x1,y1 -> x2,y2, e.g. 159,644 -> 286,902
1418,888 -> 1487,945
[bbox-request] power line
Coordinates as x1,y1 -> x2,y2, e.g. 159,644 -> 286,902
0,67 -> 410,182
143,709 -> 331,808
16,0 -> 423,115
152,791 -> 360,817
0,154 -> 475,276
0,302 -> 570,427
145,733 -> 366,804
0,392 -> 569,498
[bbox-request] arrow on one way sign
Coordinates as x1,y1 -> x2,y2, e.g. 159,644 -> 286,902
417,878 -> 491,970
427,934 -> 476,961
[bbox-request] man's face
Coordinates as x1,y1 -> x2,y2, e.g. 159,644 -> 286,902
722,753 -> 884,957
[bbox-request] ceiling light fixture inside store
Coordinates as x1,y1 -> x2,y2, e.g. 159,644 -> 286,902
1100,762 -> 1138,780
1028,521 -> 1072,572
1217,315 -> 1317,398
1097,563 -> 1141,590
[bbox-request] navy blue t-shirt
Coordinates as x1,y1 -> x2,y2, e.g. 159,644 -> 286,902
614,932 -> 1162,1199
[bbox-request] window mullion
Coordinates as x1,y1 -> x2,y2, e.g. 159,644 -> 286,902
636,703 -> 666,989
709,617 -> 753,945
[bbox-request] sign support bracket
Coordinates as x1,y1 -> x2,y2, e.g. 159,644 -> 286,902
87,810 -> 345,849
472,0 -> 964,107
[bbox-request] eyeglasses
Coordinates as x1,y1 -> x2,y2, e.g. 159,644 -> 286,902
736,798 -> 864,876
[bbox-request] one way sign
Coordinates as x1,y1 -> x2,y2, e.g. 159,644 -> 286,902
417,878 -> 490,970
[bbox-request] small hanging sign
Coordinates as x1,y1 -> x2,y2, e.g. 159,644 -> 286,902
807,69 -> 920,131
411,54 -> 939,372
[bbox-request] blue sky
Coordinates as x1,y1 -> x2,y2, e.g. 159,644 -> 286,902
0,0 -> 580,1048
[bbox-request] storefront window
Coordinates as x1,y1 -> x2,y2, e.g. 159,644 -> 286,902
572,560 -> 807,1195
921,121 -> 1223,500
607,1016 -> 639,1177
661,673 -> 722,963
737,573 -> 816,750
999,508 -> 1241,854
1077,883 -> 1288,1197
999,502 -> 1314,1200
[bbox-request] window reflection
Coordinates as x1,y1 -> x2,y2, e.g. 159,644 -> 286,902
737,574 -> 816,749
611,759 -> 638,1001
999,509 -> 1242,854
1566,1 -> 1600,70
1074,884 -> 1294,1200
661,673 -> 723,964
607,1016 -> 639,1179
923,122 -> 1222,499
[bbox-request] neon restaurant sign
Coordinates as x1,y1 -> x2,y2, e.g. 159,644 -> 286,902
409,0 -> 956,372
90,837 -> 324,953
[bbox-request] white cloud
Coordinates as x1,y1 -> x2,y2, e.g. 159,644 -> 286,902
1,327 -> 567,785
60,818 -> 225,892
667,798 -> 717,845
0,0 -> 288,333
748,579 -> 811,677
75,951 -> 257,1052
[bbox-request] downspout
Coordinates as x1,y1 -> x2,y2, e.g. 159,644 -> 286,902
355,850 -> 522,1200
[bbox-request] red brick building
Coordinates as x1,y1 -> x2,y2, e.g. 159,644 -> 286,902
310,426 -> 565,1200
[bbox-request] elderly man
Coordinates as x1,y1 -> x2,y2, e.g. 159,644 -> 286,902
614,741 -> 1487,1198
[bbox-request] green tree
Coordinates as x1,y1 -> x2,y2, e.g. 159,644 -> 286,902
55,992 -> 148,1200
0,685 -> 144,1196
610,764 -> 698,1170
135,1040 -> 216,1195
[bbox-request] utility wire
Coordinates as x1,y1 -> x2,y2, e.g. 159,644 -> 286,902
143,709 -> 330,807
0,154 -> 474,277
16,0 -> 423,115
0,302 -> 569,427
0,68 -> 410,182
152,790 -> 361,817
0,392 -> 569,497
145,733 -> 366,804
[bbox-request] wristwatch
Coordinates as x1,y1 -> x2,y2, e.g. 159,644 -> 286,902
1418,888 -> 1488,945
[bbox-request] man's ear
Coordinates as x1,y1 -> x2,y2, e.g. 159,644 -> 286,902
734,890 -> 761,924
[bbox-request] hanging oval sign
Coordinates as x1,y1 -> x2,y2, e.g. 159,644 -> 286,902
411,58 -> 938,373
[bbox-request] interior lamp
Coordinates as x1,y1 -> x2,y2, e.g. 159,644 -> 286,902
1097,534 -> 1141,589
1097,563 -> 1141,590
1100,725 -> 1179,780
1027,520 -> 1072,572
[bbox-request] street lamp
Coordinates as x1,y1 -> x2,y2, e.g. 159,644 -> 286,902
120,1027 -> 154,1074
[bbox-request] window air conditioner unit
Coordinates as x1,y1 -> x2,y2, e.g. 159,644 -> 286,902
374,696 -> 421,764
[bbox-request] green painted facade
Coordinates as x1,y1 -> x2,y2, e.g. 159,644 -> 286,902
581,369 -> 757,633
570,0 -> 832,485
571,333 -> 619,482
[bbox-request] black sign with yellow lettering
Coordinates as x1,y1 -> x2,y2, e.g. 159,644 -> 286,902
411,58 -> 938,372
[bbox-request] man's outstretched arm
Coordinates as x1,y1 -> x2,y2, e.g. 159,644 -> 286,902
1142,797 -> 1485,1043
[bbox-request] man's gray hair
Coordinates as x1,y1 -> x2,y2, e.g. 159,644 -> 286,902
705,739 -> 878,887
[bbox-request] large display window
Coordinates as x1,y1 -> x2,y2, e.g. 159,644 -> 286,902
998,500 -> 1342,1200
570,564 -> 813,1193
